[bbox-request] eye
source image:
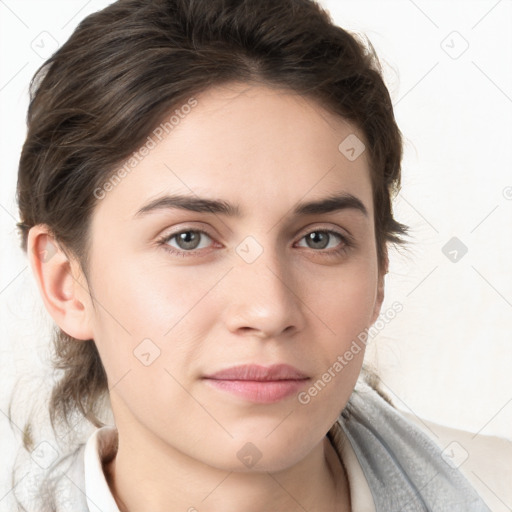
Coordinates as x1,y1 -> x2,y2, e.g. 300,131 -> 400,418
295,229 -> 352,256
158,229 -> 215,256
297,230 -> 340,250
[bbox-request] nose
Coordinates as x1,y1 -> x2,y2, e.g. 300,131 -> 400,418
222,244 -> 306,339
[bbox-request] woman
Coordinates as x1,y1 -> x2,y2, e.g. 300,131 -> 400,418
10,0 -> 495,510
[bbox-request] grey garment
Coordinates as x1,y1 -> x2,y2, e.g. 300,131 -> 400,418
334,383 -> 491,511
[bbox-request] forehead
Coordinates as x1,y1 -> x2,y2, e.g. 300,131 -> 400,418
93,82 -> 373,223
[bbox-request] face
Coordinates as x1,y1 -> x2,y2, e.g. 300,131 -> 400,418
77,82 -> 384,472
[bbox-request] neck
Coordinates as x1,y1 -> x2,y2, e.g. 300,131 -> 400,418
103,426 -> 350,512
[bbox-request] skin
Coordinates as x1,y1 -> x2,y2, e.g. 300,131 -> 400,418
29,82 -> 386,511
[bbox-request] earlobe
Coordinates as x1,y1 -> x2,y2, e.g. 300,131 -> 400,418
28,225 -> 94,341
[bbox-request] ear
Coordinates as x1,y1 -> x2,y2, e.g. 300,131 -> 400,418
370,250 -> 388,325
27,225 -> 94,341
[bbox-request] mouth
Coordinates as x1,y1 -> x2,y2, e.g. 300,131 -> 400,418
202,364 -> 310,404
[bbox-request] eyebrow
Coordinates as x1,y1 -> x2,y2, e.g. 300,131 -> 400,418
134,192 -> 368,218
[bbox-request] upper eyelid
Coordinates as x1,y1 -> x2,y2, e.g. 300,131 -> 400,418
161,221 -> 351,238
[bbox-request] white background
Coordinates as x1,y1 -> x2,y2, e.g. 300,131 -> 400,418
1,0 -> 511,505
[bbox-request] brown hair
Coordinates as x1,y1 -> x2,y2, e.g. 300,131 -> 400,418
12,0 -> 406,508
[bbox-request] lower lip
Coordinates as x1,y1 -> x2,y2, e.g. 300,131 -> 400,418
203,378 -> 309,404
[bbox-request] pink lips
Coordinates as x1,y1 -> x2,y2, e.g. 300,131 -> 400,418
203,364 -> 310,404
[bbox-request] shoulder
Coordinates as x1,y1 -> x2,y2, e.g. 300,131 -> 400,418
401,410 -> 512,512
335,381 -> 500,511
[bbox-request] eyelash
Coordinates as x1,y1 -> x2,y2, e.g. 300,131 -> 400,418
156,227 -> 354,259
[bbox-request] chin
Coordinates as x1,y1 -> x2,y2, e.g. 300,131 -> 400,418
199,429 -> 321,474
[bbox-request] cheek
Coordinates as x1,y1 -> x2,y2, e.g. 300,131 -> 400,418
90,251 -> 214,333
298,259 -> 378,395
87,254 -> 223,381
292,270 -> 376,428
86,258 -> 205,427
304,260 -> 379,342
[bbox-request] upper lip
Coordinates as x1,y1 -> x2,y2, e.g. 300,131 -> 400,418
203,364 -> 309,381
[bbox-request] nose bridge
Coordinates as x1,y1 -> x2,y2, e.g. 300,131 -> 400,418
224,234 -> 304,337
